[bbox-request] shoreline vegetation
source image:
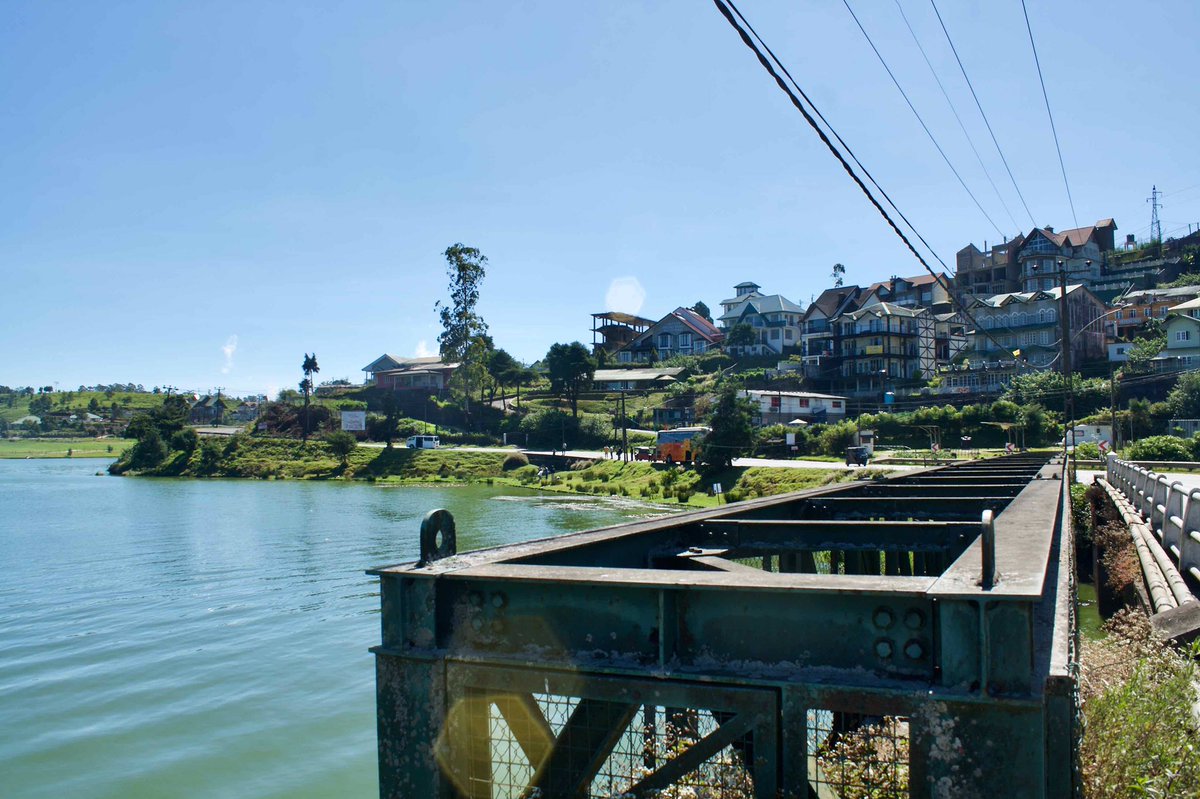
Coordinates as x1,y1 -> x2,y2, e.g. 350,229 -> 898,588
104,436 -> 884,509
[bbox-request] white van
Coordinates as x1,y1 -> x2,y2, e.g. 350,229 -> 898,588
406,435 -> 440,449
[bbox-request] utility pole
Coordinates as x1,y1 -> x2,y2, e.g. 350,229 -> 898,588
1057,261 -> 1073,452
1109,363 -> 1118,451
621,390 -> 629,462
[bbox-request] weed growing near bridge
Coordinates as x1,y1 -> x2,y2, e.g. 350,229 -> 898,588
1080,610 -> 1200,798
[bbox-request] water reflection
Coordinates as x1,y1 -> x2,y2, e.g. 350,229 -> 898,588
0,460 -> 669,799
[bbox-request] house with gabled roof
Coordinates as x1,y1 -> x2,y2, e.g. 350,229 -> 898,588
1161,298 -> 1200,368
617,307 -> 724,363
189,394 -> 229,424
362,354 -> 460,392
1015,220 -> 1118,292
836,302 -> 936,392
717,281 -> 805,355
967,285 -> 1106,369
858,272 -> 953,311
800,285 -> 864,379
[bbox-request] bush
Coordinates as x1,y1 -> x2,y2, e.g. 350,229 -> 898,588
170,428 -> 199,454
1074,441 -> 1101,460
502,452 -> 529,471
324,430 -> 358,466
1125,435 -> 1193,462
195,438 -> 224,475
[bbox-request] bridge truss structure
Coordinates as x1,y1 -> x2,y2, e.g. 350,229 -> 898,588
369,454 -> 1077,798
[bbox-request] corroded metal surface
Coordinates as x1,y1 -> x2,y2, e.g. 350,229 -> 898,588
370,454 -> 1077,798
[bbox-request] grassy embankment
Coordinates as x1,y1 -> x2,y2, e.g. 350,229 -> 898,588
498,456 -> 884,509
0,438 -> 132,459
110,437 -> 864,507
110,437 -> 512,481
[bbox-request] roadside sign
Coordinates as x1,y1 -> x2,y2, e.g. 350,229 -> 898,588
341,410 -> 366,432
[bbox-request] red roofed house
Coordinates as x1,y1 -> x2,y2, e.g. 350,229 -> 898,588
1015,220 -> 1118,293
617,307 -> 725,363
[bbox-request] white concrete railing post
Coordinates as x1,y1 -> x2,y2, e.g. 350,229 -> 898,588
1161,480 -> 1187,564
1150,474 -> 1171,541
1183,488 -> 1200,588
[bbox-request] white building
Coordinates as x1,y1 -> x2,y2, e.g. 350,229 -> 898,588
740,390 -> 848,426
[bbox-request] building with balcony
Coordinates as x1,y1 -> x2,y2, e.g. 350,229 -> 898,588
835,302 -> 935,393
717,281 -> 805,355
1110,285 -> 1200,339
590,311 -> 654,356
799,285 -> 863,380
859,272 -> 953,310
966,285 -> 1107,369
617,307 -> 723,363
1015,220 -> 1117,293
363,354 -> 460,392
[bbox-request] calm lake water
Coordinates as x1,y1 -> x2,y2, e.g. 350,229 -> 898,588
0,459 -> 668,799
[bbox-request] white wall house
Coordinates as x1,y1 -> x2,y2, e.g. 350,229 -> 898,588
741,390 -> 847,426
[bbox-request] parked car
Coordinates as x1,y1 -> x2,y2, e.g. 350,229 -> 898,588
406,435 -> 440,449
845,446 -> 869,467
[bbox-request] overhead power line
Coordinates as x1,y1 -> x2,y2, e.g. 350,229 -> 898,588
893,0 -> 1020,234
841,0 -> 1004,238
1020,0 -> 1077,230
928,0 -> 1037,229
710,0 -> 1026,359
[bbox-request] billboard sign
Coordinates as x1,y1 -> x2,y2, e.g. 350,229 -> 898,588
341,410 -> 366,432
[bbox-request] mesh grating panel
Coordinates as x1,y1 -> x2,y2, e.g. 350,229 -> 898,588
479,694 -> 755,798
809,710 -> 910,798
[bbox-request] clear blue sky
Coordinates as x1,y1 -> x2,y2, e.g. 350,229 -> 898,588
3,1 -> 1198,397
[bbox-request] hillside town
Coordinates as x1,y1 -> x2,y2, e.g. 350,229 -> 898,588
9,214 -> 1200,464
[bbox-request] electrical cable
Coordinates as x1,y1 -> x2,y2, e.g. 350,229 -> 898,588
893,0 -> 1020,233
713,0 -> 1031,365
1020,0 -> 1078,230
928,0 -> 1037,228
842,0 -> 1004,238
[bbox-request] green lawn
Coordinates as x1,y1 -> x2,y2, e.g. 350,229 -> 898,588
0,391 -> 166,423
0,438 -> 131,459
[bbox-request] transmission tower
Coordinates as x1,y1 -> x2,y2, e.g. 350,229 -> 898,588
1147,185 -> 1163,243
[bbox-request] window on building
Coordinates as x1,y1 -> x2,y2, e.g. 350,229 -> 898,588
1159,307 -> 1168,317
797,398 -> 810,408
1115,310 -> 1122,319
678,332 -> 692,348
658,333 -> 672,348
785,329 -> 793,340
1176,330 -> 1192,342
832,400 -> 842,409
1144,308 -> 1152,318
770,329 -> 780,340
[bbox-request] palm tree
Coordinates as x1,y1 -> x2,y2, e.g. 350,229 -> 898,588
301,353 -> 319,441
